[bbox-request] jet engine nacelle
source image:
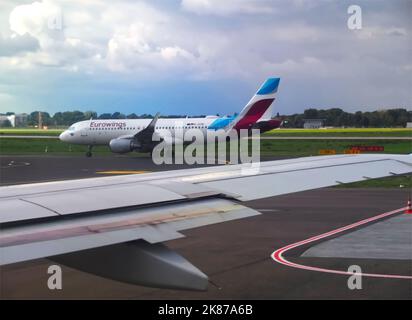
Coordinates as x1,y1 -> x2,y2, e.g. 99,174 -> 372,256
109,138 -> 140,153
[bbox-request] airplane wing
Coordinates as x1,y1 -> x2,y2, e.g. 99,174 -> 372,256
109,113 -> 161,153
134,112 -> 161,142
1,154 -> 411,290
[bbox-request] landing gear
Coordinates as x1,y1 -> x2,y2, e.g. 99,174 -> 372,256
86,145 -> 93,157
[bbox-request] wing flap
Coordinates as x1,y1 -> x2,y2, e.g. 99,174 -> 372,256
0,198 -> 260,265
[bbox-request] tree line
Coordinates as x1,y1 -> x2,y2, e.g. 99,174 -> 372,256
1,108 -> 411,128
18,111 -> 207,127
281,108 -> 411,128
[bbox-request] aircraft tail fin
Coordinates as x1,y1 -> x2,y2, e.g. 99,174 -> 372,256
227,77 -> 280,131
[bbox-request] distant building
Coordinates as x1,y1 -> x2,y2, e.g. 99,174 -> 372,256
406,122 -> 412,128
303,119 -> 325,129
0,113 -> 28,127
0,116 -> 8,126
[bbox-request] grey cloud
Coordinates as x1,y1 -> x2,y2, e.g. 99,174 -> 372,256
1,0 -> 411,114
0,33 -> 39,56
386,28 -> 407,36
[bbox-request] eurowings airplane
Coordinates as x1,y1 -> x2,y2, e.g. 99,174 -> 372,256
59,78 -> 283,156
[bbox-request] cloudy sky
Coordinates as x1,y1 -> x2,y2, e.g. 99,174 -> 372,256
0,0 -> 411,116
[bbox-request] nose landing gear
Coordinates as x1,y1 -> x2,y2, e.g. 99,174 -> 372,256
86,145 -> 93,157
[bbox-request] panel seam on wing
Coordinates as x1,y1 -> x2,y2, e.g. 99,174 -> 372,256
19,198 -> 62,215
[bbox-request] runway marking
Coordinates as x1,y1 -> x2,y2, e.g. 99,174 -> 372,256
1,161 -> 31,169
96,170 -> 150,175
271,207 -> 412,280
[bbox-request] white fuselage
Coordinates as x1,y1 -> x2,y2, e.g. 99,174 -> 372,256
59,117 -> 222,145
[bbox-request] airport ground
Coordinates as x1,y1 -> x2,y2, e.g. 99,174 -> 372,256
1,135 -> 411,156
1,127 -> 412,137
0,154 -> 411,188
1,134 -> 411,188
0,130 -> 411,299
0,154 -> 411,299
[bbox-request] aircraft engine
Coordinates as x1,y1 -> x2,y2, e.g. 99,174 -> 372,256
109,138 -> 140,153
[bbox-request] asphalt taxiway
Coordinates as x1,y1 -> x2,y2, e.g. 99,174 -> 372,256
1,135 -> 411,140
0,155 -> 411,299
0,155 -> 285,186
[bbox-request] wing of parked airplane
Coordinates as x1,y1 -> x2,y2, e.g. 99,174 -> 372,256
1,154 -> 411,290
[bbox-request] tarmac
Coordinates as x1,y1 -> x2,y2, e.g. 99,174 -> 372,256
0,155 -> 411,299
303,214 -> 412,260
1,135 -> 411,140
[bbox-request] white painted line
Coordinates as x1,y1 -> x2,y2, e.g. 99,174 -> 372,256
1,161 -> 31,169
255,209 -> 280,212
271,207 -> 412,280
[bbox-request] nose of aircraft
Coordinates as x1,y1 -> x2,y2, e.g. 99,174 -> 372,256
59,131 -> 69,142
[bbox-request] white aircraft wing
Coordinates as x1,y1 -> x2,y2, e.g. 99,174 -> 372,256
1,154 -> 411,290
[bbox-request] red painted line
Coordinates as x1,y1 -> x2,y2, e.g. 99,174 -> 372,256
271,207 -> 412,280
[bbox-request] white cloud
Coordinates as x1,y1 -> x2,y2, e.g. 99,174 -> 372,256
9,1 -> 62,40
355,26 -> 408,40
1,0 -> 411,113
106,22 -> 199,73
181,0 -> 274,15
5,1 -> 104,70
160,46 -> 194,60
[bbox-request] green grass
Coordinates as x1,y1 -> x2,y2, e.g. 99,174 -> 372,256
0,138 -> 111,155
1,137 -> 411,156
259,139 -> 412,156
264,128 -> 412,137
0,128 -> 63,136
